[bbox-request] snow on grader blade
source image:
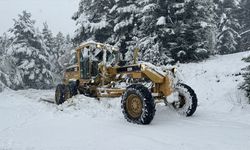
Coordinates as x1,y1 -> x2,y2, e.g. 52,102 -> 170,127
55,41 -> 198,124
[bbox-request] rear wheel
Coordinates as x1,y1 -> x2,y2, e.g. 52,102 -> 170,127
55,84 -> 72,105
121,84 -> 155,124
169,83 -> 197,116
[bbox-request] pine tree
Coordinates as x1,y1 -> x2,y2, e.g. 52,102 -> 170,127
239,0 -> 250,104
65,34 -> 71,44
0,33 -> 23,90
9,11 -> 53,89
55,32 -> 66,56
239,0 -> 250,30
54,32 -> 73,73
136,0 -> 172,64
42,22 -> 55,53
170,0 -> 216,62
42,23 -> 64,79
72,0 -> 218,63
72,0 -> 115,44
0,52 -> 22,90
216,0 -> 241,54
0,35 -> 2,55
241,55 -> 250,103
111,0 -> 141,58
238,0 -> 250,51
0,33 -> 11,55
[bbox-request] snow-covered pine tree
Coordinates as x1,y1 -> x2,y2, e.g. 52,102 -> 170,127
0,33 -> 23,91
54,32 -> 73,74
72,0 -> 218,63
111,0 -> 140,59
42,22 -> 56,54
171,0 -> 216,62
239,0 -> 250,30
238,0 -> 250,51
240,0 -> 250,103
0,36 -> 2,55
54,32 -> 66,57
65,34 -> 71,44
136,0 -> 172,65
42,22 -> 63,81
0,33 -> 11,55
241,55 -> 250,103
0,35 -> 6,56
0,51 -> 22,90
72,0 -> 92,44
216,0 -> 241,54
166,0 -> 187,62
72,0 -> 115,44
9,11 -> 53,89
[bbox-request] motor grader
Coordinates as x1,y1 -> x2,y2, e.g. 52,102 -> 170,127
55,41 -> 197,124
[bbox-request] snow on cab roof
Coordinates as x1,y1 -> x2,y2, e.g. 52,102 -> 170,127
76,40 -> 119,51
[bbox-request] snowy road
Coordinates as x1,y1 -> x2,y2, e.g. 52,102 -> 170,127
1,52 -> 250,150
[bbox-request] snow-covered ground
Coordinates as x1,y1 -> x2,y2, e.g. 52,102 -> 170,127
1,52 -> 250,150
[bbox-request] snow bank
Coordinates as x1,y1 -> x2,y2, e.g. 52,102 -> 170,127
156,16 -> 166,26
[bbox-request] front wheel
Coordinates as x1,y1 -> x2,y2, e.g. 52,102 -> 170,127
169,83 -> 197,116
121,84 -> 155,125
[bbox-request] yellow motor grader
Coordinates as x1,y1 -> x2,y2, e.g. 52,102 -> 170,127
55,41 -> 197,124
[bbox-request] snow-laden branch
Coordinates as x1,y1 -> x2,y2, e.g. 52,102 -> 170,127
240,29 -> 250,36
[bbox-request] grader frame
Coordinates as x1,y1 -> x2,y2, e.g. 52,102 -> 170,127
63,41 -> 172,98
55,41 -> 198,125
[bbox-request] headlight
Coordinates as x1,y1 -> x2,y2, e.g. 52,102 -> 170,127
97,44 -> 101,48
140,64 -> 146,71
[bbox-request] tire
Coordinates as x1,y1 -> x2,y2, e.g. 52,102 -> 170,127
121,84 -> 155,125
170,83 -> 197,116
55,84 -> 72,105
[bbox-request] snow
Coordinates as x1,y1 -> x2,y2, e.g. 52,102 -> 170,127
24,59 -> 35,69
195,48 -> 208,54
177,50 -> 186,57
78,14 -> 108,32
16,46 -> 32,56
172,3 -> 185,9
116,4 -> 138,13
142,3 -> 157,13
38,54 -> 47,62
156,16 -> 166,26
109,5 -> 117,13
29,72 -> 35,80
200,21 -> 208,28
175,8 -> 185,15
1,52 -> 250,150
114,16 -> 133,32
220,13 -> 227,24
240,29 -> 250,36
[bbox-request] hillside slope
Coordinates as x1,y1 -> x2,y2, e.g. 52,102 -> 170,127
0,52 -> 250,150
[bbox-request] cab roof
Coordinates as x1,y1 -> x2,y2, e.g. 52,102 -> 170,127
76,41 -> 119,52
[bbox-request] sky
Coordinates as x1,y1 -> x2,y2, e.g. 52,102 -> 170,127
0,0 -> 80,36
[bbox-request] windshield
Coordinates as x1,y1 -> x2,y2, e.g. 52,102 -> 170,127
107,51 -> 120,66
80,46 -> 120,66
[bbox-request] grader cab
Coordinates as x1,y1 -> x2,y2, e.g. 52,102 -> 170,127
55,41 -> 197,124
